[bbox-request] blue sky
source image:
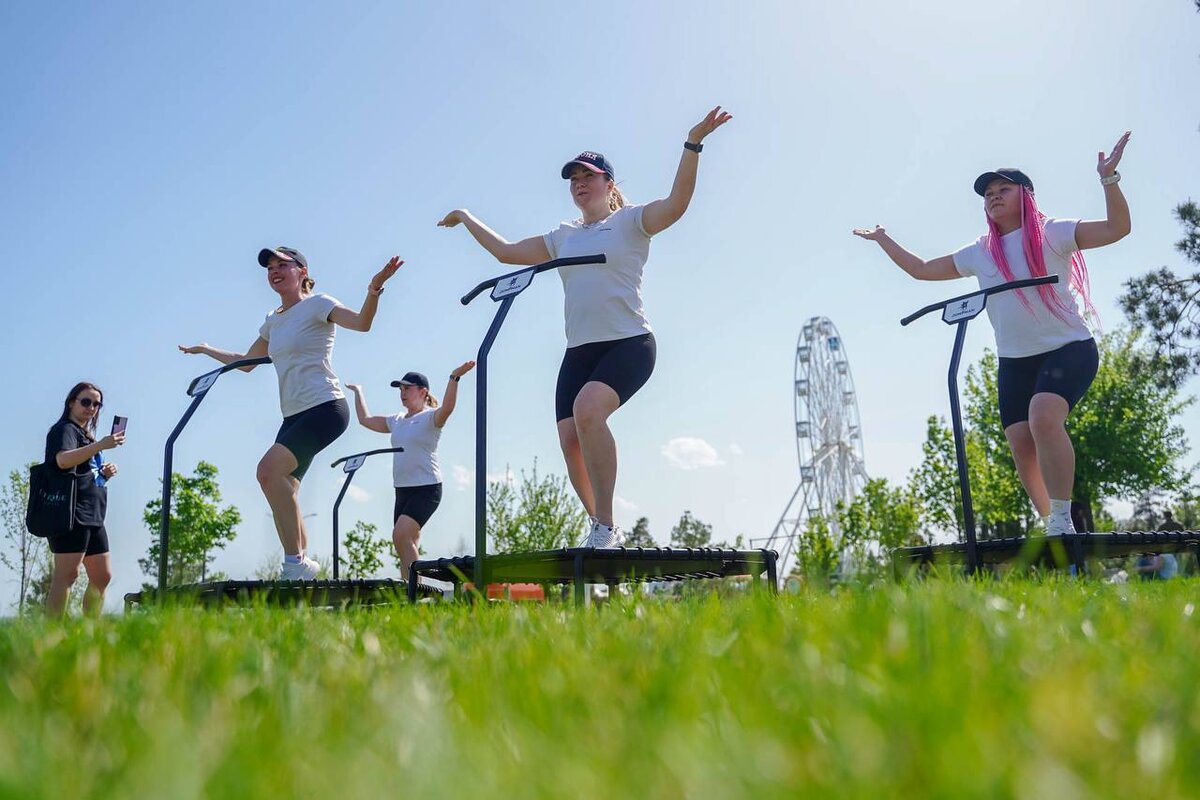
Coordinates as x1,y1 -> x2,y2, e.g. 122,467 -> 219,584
1,1 -> 1197,608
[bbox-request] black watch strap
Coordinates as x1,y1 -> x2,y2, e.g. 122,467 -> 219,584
684,141 -> 703,153
450,375 -> 460,382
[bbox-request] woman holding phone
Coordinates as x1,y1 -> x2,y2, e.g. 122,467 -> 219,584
345,360 -> 474,580
180,246 -> 401,580
44,382 -> 124,615
437,107 -> 731,547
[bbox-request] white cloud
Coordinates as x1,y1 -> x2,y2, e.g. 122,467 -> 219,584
614,495 -> 639,513
452,464 -> 473,491
661,437 -> 725,470
729,443 -> 744,457
346,484 -> 370,503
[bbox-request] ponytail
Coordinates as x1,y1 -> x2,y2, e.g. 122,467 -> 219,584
425,391 -> 440,409
608,182 -> 627,212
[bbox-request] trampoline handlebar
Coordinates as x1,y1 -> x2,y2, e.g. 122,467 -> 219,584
900,275 -> 1058,326
330,446 -> 405,469
460,254 -> 607,305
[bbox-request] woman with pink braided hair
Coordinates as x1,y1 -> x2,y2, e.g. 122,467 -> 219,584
853,131 -> 1132,537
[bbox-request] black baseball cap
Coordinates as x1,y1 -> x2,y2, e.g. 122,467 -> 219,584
258,246 -> 308,269
561,151 -> 615,180
390,371 -> 429,390
973,168 -> 1034,197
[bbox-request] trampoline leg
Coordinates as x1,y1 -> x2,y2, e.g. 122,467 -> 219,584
573,554 -> 585,608
1070,537 -> 1085,577
407,565 -> 418,603
765,550 -> 779,594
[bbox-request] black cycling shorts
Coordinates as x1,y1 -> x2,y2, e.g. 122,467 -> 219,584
393,483 -> 443,528
555,333 -> 656,422
998,338 -> 1098,429
48,524 -> 109,556
274,398 -> 350,480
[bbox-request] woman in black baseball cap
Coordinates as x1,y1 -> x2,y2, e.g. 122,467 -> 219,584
437,107 -> 731,548
179,246 -> 402,580
853,132 -> 1132,538
344,360 -> 475,580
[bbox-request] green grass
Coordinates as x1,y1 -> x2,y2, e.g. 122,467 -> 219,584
1,579 -> 1198,799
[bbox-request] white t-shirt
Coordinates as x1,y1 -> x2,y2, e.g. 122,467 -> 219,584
951,218 -> 1093,358
388,408 -> 442,487
542,203 -> 654,348
258,293 -> 346,417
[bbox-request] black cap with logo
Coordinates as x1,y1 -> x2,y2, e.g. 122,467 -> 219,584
973,168 -> 1034,197
258,246 -> 309,269
390,372 -> 430,390
561,151 -> 615,180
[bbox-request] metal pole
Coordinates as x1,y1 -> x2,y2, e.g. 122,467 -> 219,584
946,321 -> 979,573
331,470 -> 355,580
159,395 -> 204,593
474,296 -> 514,592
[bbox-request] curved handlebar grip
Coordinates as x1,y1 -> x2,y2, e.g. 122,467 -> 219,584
460,254 -> 608,305
222,356 -> 273,372
900,275 -> 1058,326
330,446 -> 405,469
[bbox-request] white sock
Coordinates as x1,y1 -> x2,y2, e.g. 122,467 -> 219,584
284,553 -> 303,565
1048,500 -> 1076,532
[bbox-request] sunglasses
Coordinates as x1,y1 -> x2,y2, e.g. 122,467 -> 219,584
78,397 -> 103,409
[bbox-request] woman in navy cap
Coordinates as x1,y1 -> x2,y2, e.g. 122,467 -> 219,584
853,132 -> 1132,537
180,246 -> 401,580
437,107 -> 731,548
345,361 -> 474,579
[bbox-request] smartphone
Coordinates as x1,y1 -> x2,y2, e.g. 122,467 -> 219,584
112,416 -> 128,436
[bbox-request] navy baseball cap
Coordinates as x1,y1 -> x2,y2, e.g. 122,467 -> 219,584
390,372 -> 430,390
561,151 -> 615,179
258,246 -> 308,269
973,168 -> 1034,197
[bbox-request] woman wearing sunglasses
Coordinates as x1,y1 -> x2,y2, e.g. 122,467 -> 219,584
44,382 -> 124,615
180,246 -> 401,580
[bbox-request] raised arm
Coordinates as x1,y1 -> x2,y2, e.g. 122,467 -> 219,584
329,256 -> 403,332
433,360 -> 476,428
436,210 -> 550,265
178,337 -> 269,371
344,384 -> 390,433
641,106 -> 733,237
851,226 -> 960,281
56,432 -> 124,470
1075,131 -> 1132,250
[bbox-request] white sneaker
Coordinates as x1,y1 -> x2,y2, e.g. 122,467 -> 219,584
589,521 -> 624,549
1044,516 -> 1077,538
579,515 -> 598,546
280,557 -> 321,581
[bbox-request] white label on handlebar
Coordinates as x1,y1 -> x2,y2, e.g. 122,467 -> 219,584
188,370 -> 221,397
942,294 -> 986,324
490,269 -> 534,301
343,455 -> 367,473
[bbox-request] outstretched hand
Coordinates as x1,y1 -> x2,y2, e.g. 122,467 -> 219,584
344,383 -> 363,393
1098,131 -> 1131,178
178,344 -> 207,355
852,226 -> 887,241
437,210 -> 466,228
450,360 -> 476,380
687,106 -> 733,145
369,256 -> 403,294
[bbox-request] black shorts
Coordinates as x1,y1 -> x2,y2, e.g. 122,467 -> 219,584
998,338 -> 1098,429
47,524 -> 109,556
555,333 -> 657,422
393,483 -> 443,528
275,398 -> 350,480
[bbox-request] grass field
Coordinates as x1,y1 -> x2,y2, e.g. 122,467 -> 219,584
1,579 -> 1197,799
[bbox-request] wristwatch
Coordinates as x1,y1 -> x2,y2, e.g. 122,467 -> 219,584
684,141 -> 703,153
450,375 -> 460,382
1100,171 -> 1121,186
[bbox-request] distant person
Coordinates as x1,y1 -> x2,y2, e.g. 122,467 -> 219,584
1160,510 -> 1184,532
345,361 -> 474,580
180,246 -> 401,580
1134,553 -> 1178,580
45,382 -> 124,615
438,106 -> 732,547
854,132 -> 1132,538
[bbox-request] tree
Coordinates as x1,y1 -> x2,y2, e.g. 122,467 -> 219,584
0,465 -> 47,613
139,461 -> 241,586
343,521 -> 388,579
669,510 -> 712,548
837,478 -> 925,571
908,416 -> 963,540
790,514 -> 838,584
624,516 -> 656,547
488,462 -> 587,553
1120,201 -> 1200,388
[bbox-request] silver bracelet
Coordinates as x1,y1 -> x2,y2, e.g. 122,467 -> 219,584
1100,171 -> 1121,186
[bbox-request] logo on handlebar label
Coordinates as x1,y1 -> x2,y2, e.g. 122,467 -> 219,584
942,294 -> 986,324
490,269 -> 535,301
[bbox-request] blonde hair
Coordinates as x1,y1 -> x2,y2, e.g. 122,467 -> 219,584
424,390 -> 440,409
301,276 -> 315,292
608,180 -> 627,211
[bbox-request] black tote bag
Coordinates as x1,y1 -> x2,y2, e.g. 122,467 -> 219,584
25,462 -> 76,538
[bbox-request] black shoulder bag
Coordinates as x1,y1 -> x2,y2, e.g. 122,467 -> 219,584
25,461 -> 77,538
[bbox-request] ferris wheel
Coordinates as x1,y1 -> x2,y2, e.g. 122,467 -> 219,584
759,316 -> 870,579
